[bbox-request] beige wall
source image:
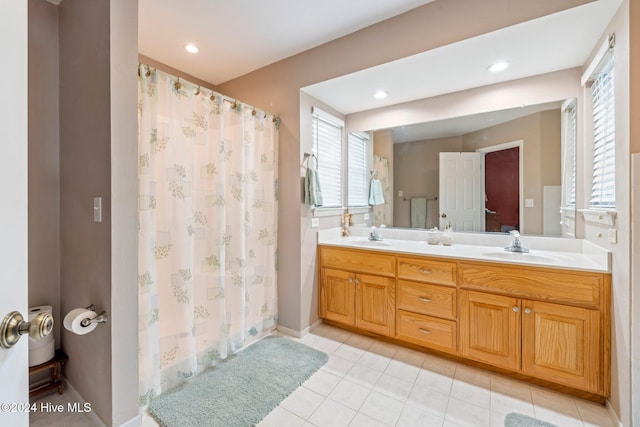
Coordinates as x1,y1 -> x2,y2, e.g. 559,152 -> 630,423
59,0 -> 113,423
55,0 -> 139,425
110,0 -> 139,424
393,136 -> 462,228
218,0 -> 590,334
28,0 -> 61,349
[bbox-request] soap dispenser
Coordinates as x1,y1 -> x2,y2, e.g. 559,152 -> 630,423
441,224 -> 454,246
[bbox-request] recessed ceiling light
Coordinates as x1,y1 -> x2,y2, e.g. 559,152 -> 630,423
185,44 -> 199,54
488,61 -> 510,72
374,90 -> 388,99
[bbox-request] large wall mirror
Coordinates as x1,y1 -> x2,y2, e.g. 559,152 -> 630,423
302,0 -> 621,239
352,100 -> 577,237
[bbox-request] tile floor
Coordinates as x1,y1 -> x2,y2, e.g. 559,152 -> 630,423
33,323 -> 615,427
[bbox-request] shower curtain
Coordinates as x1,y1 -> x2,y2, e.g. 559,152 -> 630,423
137,66 -> 278,406
372,155 -> 392,226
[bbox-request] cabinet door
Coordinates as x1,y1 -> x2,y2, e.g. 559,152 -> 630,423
522,300 -> 601,393
320,268 -> 355,325
355,273 -> 396,336
459,290 -> 521,370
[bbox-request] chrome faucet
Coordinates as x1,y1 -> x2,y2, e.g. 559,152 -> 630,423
369,226 -> 384,241
504,230 -> 529,253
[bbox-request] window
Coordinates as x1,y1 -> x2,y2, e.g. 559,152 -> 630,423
561,100 -> 577,207
348,133 -> 369,207
585,37 -> 615,209
311,107 -> 344,208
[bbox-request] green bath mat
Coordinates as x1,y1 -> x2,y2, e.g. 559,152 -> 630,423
149,335 -> 328,427
504,412 -> 558,427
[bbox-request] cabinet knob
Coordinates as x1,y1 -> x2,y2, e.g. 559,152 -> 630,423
441,213 -> 447,218
354,279 -> 360,285
524,308 -> 532,314
348,278 -> 353,283
512,306 -> 519,312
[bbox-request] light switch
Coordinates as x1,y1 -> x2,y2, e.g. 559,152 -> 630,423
398,190 -> 403,198
311,218 -> 319,228
608,228 -> 617,244
524,199 -> 534,208
364,213 -> 370,220
94,197 -> 102,222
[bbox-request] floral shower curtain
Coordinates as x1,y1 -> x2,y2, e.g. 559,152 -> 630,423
137,66 -> 278,406
372,155 -> 392,226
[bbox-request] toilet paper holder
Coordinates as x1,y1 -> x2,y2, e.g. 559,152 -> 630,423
81,305 -> 108,327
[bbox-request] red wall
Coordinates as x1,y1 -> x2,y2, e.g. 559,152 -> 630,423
485,147 -> 519,229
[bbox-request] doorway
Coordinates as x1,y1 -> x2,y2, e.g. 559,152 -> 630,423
477,140 -> 524,233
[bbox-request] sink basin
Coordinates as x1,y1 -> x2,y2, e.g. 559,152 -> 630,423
481,251 -> 554,263
350,240 -> 391,247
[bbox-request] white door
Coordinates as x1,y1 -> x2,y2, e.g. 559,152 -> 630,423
439,152 -> 483,231
0,2 -> 29,426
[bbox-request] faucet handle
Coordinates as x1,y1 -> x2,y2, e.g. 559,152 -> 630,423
509,230 -> 520,238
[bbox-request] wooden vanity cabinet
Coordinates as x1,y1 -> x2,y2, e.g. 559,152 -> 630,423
318,245 -> 610,399
395,256 -> 458,353
459,262 -> 607,395
319,248 -> 395,336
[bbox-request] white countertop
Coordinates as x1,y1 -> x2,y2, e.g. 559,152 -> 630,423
317,228 -> 611,273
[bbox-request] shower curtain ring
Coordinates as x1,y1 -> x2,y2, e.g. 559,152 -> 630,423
194,86 -> 201,96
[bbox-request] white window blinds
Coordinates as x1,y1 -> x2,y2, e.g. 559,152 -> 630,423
589,54 -> 615,208
348,133 -> 368,207
561,101 -> 577,207
312,108 -> 343,208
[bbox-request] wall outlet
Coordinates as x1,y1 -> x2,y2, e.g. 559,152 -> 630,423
398,190 -> 403,198
524,198 -> 534,208
311,218 -> 319,228
364,213 -> 369,220
608,228 -> 617,244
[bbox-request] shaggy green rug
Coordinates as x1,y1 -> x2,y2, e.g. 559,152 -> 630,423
149,335 -> 328,427
505,413 -> 558,427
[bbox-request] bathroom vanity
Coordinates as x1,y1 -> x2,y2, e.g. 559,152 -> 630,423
317,229 -> 611,401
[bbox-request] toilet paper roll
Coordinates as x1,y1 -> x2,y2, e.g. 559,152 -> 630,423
64,308 -> 98,335
28,305 -> 55,343
29,339 -> 55,367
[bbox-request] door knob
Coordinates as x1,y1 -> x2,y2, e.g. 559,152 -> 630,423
0,311 -> 54,349
441,213 -> 447,218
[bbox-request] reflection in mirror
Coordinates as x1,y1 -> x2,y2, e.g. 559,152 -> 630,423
350,101 -> 577,237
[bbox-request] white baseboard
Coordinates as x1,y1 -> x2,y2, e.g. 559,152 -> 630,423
64,379 -> 107,427
606,400 -> 623,427
277,319 -> 323,338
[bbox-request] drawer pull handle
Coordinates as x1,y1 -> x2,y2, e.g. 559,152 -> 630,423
418,268 -> 433,274
418,297 -> 433,303
418,328 -> 432,335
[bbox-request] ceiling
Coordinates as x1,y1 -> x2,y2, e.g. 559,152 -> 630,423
391,102 -> 562,143
138,0 -> 435,85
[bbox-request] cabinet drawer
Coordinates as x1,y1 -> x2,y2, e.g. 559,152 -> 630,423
459,263 -> 602,308
396,310 -> 457,353
397,257 -> 456,286
397,280 -> 456,320
320,246 -> 395,277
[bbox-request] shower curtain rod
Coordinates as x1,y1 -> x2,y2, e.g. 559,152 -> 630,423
138,63 -> 279,122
